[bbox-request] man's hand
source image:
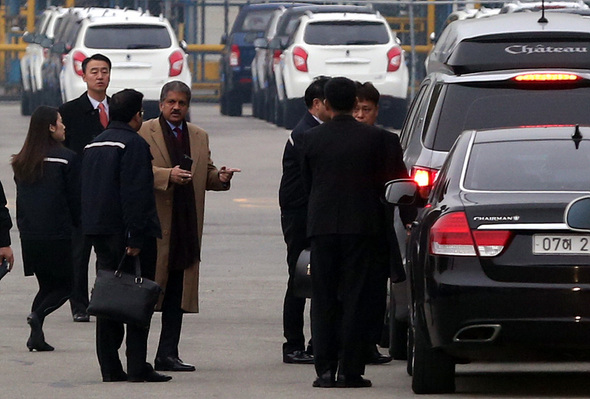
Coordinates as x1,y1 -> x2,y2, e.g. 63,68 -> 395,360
218,166 -> 241,183
126,247 -> 141,256
170,165 -> 192,185
0,246 -> 14,271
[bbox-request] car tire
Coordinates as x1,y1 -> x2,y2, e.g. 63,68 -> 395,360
226,91 -> 243,117
220,91 -> 228,115
266,86 -> 277,123
411,316 -> 455,394
21,91 -> 32,116
283,98 -> 305,130
390,317 -> 409,360
252,90 -> 259,118
274,96 -> 284,127
407,323 -> 414,376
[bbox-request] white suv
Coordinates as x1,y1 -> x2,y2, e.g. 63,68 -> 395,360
20,6 -> 68,115
277,11 -> 409,129
59,9 -> 191,119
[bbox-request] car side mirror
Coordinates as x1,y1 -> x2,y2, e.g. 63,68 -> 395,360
22,31 -> 35,43
51,42 -> 66,54
179,40 -> 187,52
268,37 -> 281,49
253,37 -> 268,49
385,179 -> 418,205
565,196 -> 590,231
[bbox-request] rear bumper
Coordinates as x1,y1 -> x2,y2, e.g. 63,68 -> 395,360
420,257 -> 590,359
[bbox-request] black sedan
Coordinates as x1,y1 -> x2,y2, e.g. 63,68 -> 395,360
386,125 -> 590,394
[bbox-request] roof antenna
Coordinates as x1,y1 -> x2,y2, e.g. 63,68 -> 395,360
538,0 -> 548,23
572,125 -> 583,150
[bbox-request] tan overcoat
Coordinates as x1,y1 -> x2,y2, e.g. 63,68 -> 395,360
139,118 -> 228,313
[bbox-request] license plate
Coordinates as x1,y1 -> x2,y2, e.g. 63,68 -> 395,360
533,234 -> 590,254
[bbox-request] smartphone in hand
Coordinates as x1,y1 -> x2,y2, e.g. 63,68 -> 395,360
180,155 -> 193,171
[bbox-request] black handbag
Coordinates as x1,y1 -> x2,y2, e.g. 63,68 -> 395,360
87,254 -> 161,327
293,249 -> 312,298
0,258 -> 8,281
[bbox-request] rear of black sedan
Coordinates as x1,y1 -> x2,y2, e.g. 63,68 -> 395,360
402,126 -> 590,394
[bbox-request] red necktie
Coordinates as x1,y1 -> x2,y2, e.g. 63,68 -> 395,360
173,127 -> 183,143
98,103 -> 108,129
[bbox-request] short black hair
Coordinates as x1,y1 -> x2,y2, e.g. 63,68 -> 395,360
82,53 -> 112,74
110,89 -> 143,123
324,77 -> 357,112
355,81 -> 380,105
304,76 -> 330,109
160,80 -> 192,103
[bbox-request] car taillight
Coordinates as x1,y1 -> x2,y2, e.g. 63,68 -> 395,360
230,44 -> 240,67
430,212 -> 512,257
169,50 -> 184,77
293,46 -> 308,72
411,166 -> 438,198
273,49 -> 282,66
73,51 -> 87,76
387,46 -> 402,72
513,73 -> 581,82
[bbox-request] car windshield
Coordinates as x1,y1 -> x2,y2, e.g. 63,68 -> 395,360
430,83 -> 590,151
464,139 -> 590,191
237,10 -> 275,32
84,25 -> 171,49
304,21 -> 389,45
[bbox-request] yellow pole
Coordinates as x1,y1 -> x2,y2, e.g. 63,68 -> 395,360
428,0 -> 436,44
27,0 -> 35,33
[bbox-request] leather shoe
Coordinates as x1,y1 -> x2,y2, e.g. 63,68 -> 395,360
154,356 -> 196,372
128,369 -> 172,383
367,346 -> 392,365
312,371 -> 335,388
103,371 -> 128,382
283,350 -> 314,364
336,375 -> 372,388
73,313 -> 90,322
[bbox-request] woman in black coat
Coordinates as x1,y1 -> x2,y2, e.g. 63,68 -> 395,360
11,106 -> 80,351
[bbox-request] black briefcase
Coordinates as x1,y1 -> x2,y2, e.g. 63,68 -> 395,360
88,254 -> 161,327
293,249 -> 312,298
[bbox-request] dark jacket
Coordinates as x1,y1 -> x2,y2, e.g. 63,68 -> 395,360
82,121 -> 161,249
0,181 -> 12,247
301,114 -> 409,237
15,146 -> 80,240
59,92 -> 107,156
279,111 -> 320,212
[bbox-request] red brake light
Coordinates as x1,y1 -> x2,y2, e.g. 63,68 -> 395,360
513,73 -> 580,82
387,46 -> 402,72
430,212 -> 512,257
293,46 -> 308,72
73,51 -> 87,76
230,44 -> 240,67
169,50 -> 184,77
273,49 -> 282,65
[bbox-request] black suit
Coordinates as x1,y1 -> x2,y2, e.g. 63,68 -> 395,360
59,92 -> 108,318
301,114 -> 408,379
278,111 -> 319,355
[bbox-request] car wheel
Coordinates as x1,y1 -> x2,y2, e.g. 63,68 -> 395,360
411,315 -> 455,394
406,322 -> 414,376
21,91 -> 32,116
283,98 -> 303,130
266,87 -> 277,123
252,90 -> 259,118
220,91 -> 228,115
274,96 -> 284,127
226,91 -> 243,117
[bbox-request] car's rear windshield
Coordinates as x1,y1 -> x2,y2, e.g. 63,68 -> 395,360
235,10 -> 275,32
304,21 -> 389,45
84,25 -> 171,49
464,139 -> 590,191
429,82 -> 590,151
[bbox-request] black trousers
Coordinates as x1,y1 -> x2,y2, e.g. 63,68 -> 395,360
89,234 -> 156,379
69,225 -> 92,316
22,239 -> 73,325
310,234 -> 378,378
280,209 -> 311,355
156,269 -> 184,359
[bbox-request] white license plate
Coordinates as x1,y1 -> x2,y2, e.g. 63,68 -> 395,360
533,234 -> 590,254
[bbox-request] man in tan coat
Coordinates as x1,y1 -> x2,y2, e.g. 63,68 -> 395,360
139,81 -> 239,372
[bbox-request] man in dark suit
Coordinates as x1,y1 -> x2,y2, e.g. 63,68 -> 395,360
279,76 -> 330,364
301,77 -> 409,388
59,53 -> 111,322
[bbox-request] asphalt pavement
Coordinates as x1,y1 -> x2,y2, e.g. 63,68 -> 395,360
2,102 -> 590,399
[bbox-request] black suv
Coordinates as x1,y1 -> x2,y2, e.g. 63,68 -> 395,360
219,2 -> 296,116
